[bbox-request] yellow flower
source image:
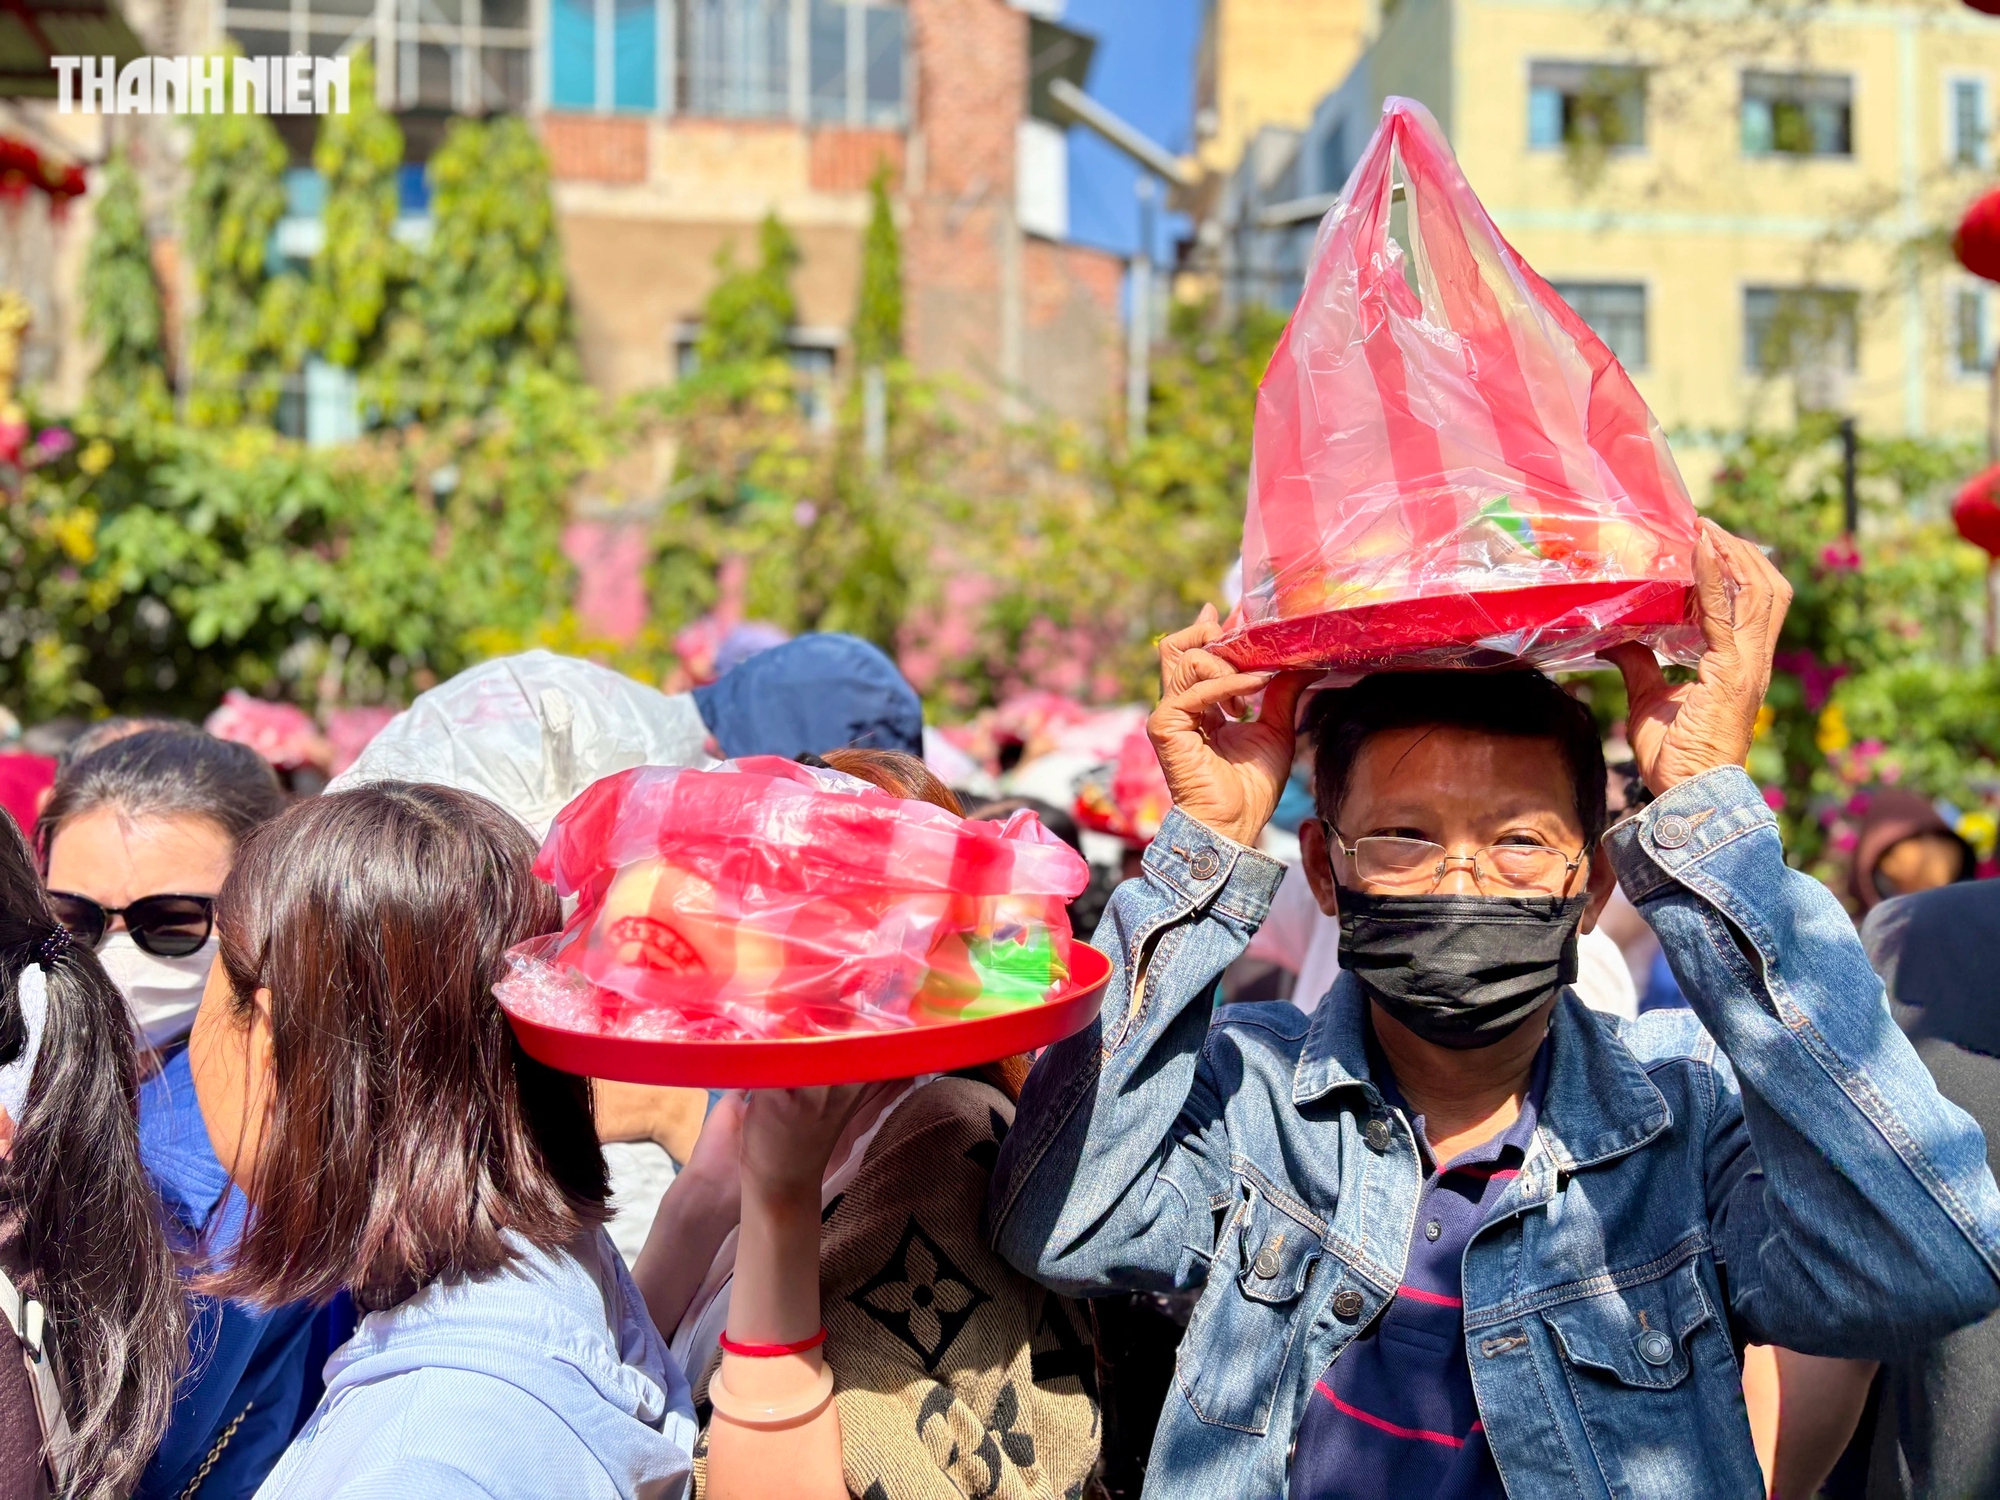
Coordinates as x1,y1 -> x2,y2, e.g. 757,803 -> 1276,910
77,439 -> 112,476
1751,705 -> 1775,743
1957,809 -> 1997,861
50,508 -> 97,564
1815,703 -> 1849,757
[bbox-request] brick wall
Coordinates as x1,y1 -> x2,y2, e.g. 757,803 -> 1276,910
903,0 -> 1024,393
541,115 -> 648,183
902,0 -> 1121,418
809,128 -> 906,194
1024,238 -> 1125,422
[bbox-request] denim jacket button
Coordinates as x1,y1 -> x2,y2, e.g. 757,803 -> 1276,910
1636,1329 -> 1674,1366
1252,1244 -> 1281,1279
1653,814 -> 1692,849
1188,847 -> 1221,880
1363,1118 -> 1392,1153
1332,1289 -> 1365,1321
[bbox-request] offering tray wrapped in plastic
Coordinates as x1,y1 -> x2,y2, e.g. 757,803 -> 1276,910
496,756 -> 1109,1086
1215,97 -> 1703,675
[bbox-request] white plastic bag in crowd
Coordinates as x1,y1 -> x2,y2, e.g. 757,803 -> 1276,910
328,651 -> 712,837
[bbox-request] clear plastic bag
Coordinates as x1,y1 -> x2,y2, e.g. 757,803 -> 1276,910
1217,97 -> 1702,674
496,757 -> 1091,1041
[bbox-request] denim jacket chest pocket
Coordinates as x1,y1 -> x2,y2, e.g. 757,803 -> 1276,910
1541,1256 -> 1711,1392
1533,1256 -> 1760,1498
1177,1175 -> 1326,1435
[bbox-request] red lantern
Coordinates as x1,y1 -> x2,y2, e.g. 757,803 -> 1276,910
1957,464 -> 2000,558
1957,188 -> 2000,282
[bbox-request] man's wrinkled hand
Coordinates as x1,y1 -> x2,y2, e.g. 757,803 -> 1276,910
1604,520 -> 1793,799
1147,605 -> 1313,849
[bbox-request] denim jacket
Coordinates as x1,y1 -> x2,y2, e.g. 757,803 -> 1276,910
988,767 -> 2000,1499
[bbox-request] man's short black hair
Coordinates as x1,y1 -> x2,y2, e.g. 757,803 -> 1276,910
1303,671 -> 1608,846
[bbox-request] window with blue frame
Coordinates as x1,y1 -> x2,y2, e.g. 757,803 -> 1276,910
1528,61 -> 1646,151
547,0 -> 906,122
551,0 -> 658,109
1741,71 -> 1852,157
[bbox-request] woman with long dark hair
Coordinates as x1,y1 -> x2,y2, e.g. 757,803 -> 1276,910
189,782 -> 696,1496
0,811 -> 185,1498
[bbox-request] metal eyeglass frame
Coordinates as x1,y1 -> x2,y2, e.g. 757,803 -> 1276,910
1321,819 -> 1588,897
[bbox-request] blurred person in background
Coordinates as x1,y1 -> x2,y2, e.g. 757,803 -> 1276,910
636,749 -> 1100,1500
0,811 -> 185,1500
193,783 -> 696,1498
1805,876 -> 2000,1499
1846,790 -> 1976,917
691,632 -> 923,761
36,729 -> 348,1500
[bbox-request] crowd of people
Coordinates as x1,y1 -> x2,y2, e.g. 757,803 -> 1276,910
0,518 -> 1996,1500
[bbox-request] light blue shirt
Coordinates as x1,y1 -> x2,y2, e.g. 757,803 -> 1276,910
256,1229 -> 696,1500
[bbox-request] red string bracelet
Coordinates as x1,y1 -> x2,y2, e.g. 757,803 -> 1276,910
719,1326 -> 827,1359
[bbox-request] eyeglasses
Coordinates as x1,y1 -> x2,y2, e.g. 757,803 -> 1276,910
1324,823 -> 1587,897
46,892 -> 216,958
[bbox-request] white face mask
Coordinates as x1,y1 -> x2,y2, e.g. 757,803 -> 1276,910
97,933 -> 218,1050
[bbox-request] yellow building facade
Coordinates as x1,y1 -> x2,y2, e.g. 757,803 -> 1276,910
1195,0 -> 1376,176
1316,0 -> 2000,439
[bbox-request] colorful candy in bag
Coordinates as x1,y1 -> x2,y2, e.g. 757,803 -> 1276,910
495,757 -> 1091,1042
1215,97 -> 1703,674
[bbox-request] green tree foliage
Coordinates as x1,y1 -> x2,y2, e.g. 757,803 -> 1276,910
380,114 -> 575,417
0,377 -> 599,720
644,297 -> 1285,710
852,165 -> 903,368
933,299 -> 1287,705
183,97 -> 290,425
697,214 -> 800,368
1703,416 -> 1994,879
298,47 -> 405,371
81,153 -> 169,419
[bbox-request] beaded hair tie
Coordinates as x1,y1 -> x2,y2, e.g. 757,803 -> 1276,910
32,925 -> 71,969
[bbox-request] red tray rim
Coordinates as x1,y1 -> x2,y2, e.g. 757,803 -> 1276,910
506,941 -> 1114,1088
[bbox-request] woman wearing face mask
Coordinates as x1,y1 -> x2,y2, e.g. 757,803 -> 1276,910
39,728 -> 282,1053
0,805 -> 185,1500
37,729 -> 345,1500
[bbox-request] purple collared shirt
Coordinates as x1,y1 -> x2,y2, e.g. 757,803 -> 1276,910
1288,1037 -> 1550,1500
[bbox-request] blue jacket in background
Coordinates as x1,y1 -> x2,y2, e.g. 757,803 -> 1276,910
988,767 -> 2000,1499
255,1230 -> 697,1499
137,1050 -> 353,1500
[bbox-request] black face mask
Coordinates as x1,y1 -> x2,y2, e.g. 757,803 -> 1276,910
1335,887 -> 1589,1050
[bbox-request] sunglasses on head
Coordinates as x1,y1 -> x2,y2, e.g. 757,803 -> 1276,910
46,892 -> 216,958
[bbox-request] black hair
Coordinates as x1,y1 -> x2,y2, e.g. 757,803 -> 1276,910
967,795 -> 1084,856
1304,671 -> 1608,846
36,727 -> 286,865
0,812 -> 186,1496
59,716 -> 201,772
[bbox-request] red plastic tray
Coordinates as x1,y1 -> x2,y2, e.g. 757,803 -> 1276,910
506,941 -> 1113,1088
1213,580 -> 1692,671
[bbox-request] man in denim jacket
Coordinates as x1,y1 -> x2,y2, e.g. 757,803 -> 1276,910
988,524 -> 2000,1499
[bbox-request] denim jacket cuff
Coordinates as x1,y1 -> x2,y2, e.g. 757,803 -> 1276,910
1140,807 -> 1288,926
1604,765 -> 1779,903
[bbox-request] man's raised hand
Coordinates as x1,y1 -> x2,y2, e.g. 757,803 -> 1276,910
1604,519 -> 1793,798
1147,605 -> 1314,849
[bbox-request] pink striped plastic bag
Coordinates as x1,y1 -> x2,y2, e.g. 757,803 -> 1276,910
1216,97 -> 1702,674
495,757 -> 1090,1042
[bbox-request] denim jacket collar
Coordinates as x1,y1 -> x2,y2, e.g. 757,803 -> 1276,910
1294,974 -> 1671,1171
